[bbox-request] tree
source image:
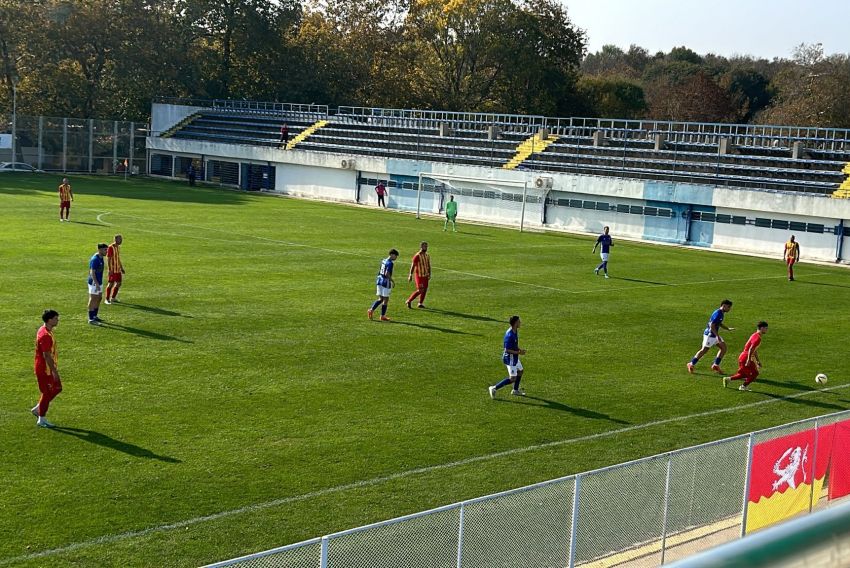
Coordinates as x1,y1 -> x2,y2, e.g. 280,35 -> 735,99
576,76 -> 646,118
648,71 -> 733,122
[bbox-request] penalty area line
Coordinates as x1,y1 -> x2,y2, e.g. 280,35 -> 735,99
3,382 -> 848,565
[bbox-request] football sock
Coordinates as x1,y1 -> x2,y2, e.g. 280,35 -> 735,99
513,376 -> 522,390
690,357 -> 699,366
495,378 -> 511,390
88,310 -> 96,321
602,261 -> 608,274
419,288 -> 427,304
407,291 -> 418,304
380,304 -> 387,316
713,356 -> 722,366
370,300 -> 381,311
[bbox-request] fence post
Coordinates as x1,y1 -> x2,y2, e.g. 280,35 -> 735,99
128,121 -> 134,181
320,535 -> 329,568
519,180 -> 528,233
456,502 -> 465,568
88,118 -> 94,173
809,418 -> 820,513
740,432 -> 755,537
62,118 -> 67,172
113,121 -> 118,175
568,475 -> 581,568
659,456 -> 673,564
37,116 -> 43,170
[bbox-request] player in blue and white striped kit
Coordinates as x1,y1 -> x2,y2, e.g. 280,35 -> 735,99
368,249 -> 399,322
592,226 -> 613,278
489,315 -> 527,398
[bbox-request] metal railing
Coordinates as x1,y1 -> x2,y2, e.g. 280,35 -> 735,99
153,97 -> 850,150
203,408 -> 850,568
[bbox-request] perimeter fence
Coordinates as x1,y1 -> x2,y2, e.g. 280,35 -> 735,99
204,408 -> 850,568
1,114 -> 148,174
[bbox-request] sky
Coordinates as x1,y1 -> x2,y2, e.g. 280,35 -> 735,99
564,0 -> 850,59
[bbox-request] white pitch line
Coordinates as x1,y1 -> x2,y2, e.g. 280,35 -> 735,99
3,382 -> 848,566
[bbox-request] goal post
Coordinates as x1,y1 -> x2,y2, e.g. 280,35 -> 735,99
416,172 -> 539,232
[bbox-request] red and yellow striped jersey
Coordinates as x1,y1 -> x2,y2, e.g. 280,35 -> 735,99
58,183 -> 72,201
784,241 -> 799,260
412,251 -> 431,278
107,243 -> 122,273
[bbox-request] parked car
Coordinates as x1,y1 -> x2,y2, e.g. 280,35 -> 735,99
0,162 -> 43,172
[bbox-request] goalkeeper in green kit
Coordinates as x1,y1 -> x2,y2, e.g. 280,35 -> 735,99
444,195 -> 458,232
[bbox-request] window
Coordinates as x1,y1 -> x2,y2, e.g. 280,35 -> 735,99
807,223 -> 825,233
716,214 -> 732,224
630,206 -> 644,215
571,199 -> 583,208
771,220 -> 789,230
691,211 -> 702,221
790,221 -> 807,232
755,218 -> 771,228
732,216 -> 747,225
596,202 -> 609,211
617,204 -> 630,214
702,213 -> 716,223
644,207 -> 657,216
583,200 -> 596,209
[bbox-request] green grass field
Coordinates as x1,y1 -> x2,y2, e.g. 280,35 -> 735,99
1,174 -> 848,567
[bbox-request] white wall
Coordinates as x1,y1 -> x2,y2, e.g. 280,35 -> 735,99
151,103 -> 207,136
276,163 -> 357,202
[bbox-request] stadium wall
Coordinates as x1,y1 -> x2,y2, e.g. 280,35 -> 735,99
147,135 -> 850,263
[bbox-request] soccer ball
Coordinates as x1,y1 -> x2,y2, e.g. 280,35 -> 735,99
815,373 -> 828,385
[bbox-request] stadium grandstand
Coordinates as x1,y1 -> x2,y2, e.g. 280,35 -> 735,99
156,98 -> 850,196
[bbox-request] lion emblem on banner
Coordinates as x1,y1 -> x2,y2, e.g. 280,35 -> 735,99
772,445 -> 809,491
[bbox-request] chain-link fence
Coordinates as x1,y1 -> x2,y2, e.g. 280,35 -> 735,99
203,409 -> 850,568
1,114 -> 147,175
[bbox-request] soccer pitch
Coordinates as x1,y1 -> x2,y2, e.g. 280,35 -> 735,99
1,175 -> 848,567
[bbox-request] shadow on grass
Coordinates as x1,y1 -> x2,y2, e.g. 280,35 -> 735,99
99,321 -> 192,343
609,276 -> 669,286
754,392 -> 849,412
114,302 -> 192,318
424,307 -> 502,323
52,426 -> 180,463
756,378 -> 820,392
69,220 -> 109,227
389,320 -> 480,336
497,395 -> 630,424
795,280 -> 850,290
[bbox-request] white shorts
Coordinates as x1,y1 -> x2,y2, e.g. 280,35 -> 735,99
701,334 -> 722,349
88,283 -> 102,296
505,360 -> 524,377
376,285 -> 392,297
600,252 -> 610,262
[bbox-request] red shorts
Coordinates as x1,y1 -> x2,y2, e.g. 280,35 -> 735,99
108,272 -> 122,283
735,359 -> 759,381
414,276 -> 430,289
36,371 -> 62,395
786,257 -> 796,266
61,201 -> 71,209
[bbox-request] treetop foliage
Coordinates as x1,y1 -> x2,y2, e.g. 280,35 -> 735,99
1,0 -> 847,128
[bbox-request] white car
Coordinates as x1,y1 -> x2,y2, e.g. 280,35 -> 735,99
0,162 -> 43,172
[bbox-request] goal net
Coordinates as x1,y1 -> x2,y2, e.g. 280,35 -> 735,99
416,173 -> 546,231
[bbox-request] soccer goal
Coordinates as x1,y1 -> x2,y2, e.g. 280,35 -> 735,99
416,172 -> 547,232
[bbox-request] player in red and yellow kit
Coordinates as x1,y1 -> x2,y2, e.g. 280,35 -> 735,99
105,234 -> 125,304
406,241 -> 431,309
32,309 -> 62,428
783,235 -> 800,281
58,178 -> 73,222
723,321 -> 768,391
